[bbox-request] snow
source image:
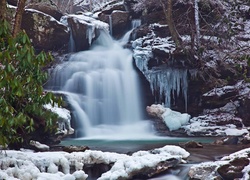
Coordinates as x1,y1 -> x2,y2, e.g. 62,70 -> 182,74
0,145 -> 189,180
44,104 -> 74,135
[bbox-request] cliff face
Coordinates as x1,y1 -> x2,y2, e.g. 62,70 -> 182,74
122,0 -> 250,135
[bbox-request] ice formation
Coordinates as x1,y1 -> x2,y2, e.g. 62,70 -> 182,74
132,27 -> 188,109
44,104 -> 74,135
146,104 -> 190,131
0,145 -> 189,180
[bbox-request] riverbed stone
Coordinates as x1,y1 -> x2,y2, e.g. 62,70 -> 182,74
217,157 -> 249,180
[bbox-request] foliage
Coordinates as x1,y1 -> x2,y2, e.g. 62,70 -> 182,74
0,20 -> 59,147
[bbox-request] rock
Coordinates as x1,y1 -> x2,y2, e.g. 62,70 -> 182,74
217,157 -> 249,180
183,141 -> 203,148
64,14 -> 109,51
132,158 -> 181,179
63,145 -> 90,153
7,0 -> 17,6
146,104 -> 165,119
214,137 -> 239,145
98,10 -> 130,38
21,8 -> 69,51
239,98 -> 250,126
29,140 -> 50,151
26,3 -> 63,21
240,133 -> 250,144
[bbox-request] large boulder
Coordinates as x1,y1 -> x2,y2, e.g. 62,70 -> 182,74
98,10 -> 130,38
62,14 -> 109,52
21,8 -> 69,51
26,3 -> 63,21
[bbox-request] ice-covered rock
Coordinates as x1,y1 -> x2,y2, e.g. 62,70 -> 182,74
29,140 -> 50,151
44,104 -> 74,136
61,14 -> 109,51
146,104 -> 190,131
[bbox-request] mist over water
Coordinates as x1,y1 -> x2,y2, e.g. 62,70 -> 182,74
47,30 -> 157,139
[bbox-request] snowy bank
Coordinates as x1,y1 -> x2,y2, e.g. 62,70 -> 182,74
146,104 -> 190,131
0,145 -> 189,180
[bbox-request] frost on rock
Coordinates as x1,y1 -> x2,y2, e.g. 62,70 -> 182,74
0,145 -> 189,180
146,104 -> 190,131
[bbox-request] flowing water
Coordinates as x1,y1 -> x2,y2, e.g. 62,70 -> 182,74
46,29 -> 157,139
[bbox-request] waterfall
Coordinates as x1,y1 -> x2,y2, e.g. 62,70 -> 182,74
46,30 -> 154,139
108,15 -> 113,36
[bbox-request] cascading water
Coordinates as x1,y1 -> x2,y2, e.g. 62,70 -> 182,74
46,29 -> 155,139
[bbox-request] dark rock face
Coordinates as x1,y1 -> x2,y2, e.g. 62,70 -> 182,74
26,3 -> 63,21
238,98 -> 250,126
21,9 -> 69,51
99,10 -> 130,38
67,16 -> 91,52
217,157 -> 249,180
7,0 -> 17,6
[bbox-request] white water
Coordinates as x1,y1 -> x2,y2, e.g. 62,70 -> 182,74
47,29 -> 155,139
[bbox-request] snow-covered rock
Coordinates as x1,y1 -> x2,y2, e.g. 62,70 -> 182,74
44,104 -> 74,136
189,147 -> 250,180
147,104 -> 190,131
30,140 -> 50,151
61,14 -> 109,51
0,145 -> 189,180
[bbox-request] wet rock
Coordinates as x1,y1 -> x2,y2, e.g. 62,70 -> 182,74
183,141 -> 203,148
217,157 -> 249,180
214,137 -> 239,145
63,145 -> 90,153
98,10 -> 130,38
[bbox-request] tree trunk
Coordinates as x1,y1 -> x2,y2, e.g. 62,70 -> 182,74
0,0 -> 7,20
12,0 -> 26,37
160,0 -> 182,49
194,0 -> 200,48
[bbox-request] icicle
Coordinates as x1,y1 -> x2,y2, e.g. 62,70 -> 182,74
145,68 -> 188,110
86,25 -> 95,45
